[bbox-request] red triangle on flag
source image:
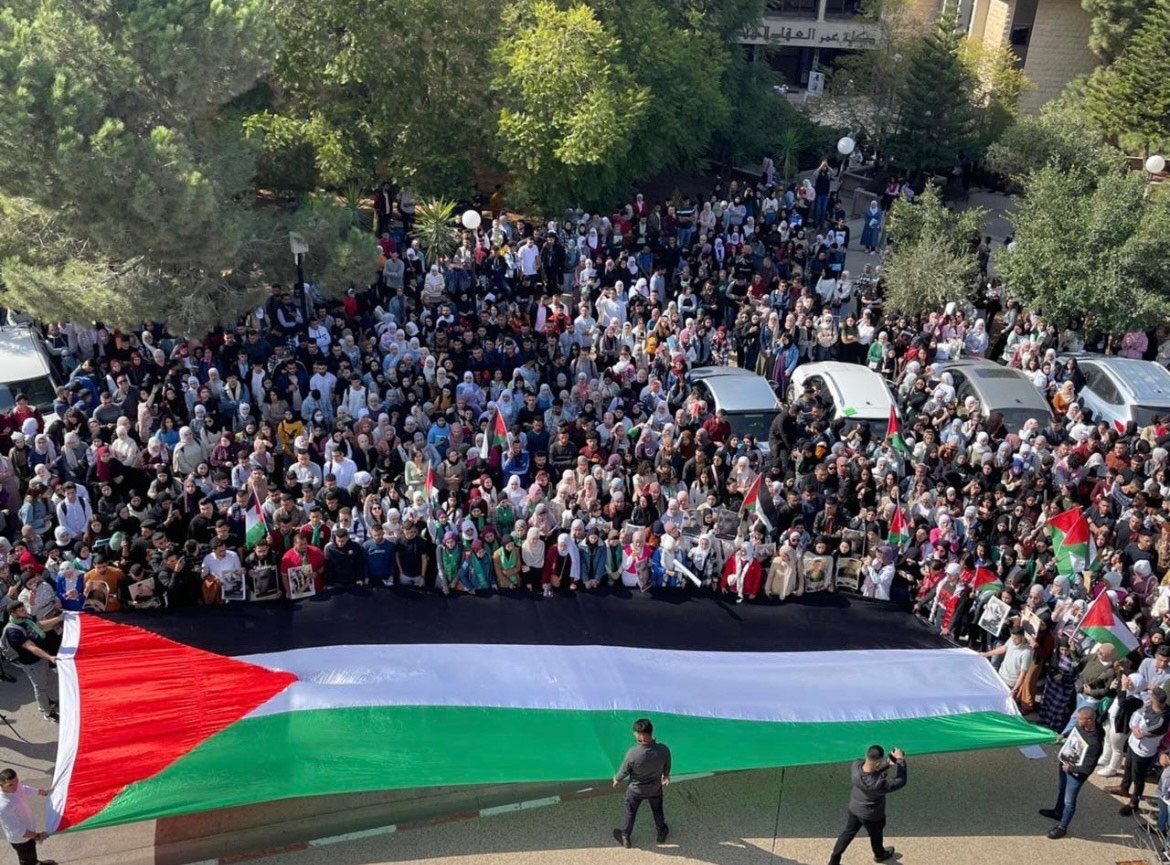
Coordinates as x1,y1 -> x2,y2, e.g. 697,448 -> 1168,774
741,473 -> 761,512
972,567 -> 1001,591
56,614 -> 296,830
1048,507 -> 1089,547
1080,592 -> 1116,630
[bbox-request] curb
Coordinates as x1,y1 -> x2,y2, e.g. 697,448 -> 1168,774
204,773 -> 715,865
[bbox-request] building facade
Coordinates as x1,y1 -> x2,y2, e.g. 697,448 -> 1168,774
966,0 -> 1098,113
740,0 -> 1098,113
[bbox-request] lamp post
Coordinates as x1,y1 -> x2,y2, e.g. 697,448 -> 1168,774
289,231 -> 310,320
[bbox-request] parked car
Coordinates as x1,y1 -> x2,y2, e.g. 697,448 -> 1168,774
688,368 -> 782,453
0,326 -> 64,424
1061,354 -> 1170,430
787,362 -> 899,440
942,359 -> 1054,433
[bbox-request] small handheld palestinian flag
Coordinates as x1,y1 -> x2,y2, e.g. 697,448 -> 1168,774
887,504 -> 909,549
244,487 -> 267,549
740,474 -> 773,532
971,567 -> 1002,595
491,408 -> 511,451
424,465 -> 437,501
1078,591 -> 1139,656
1047,506 -> 1095,576
885,405 -> 908,455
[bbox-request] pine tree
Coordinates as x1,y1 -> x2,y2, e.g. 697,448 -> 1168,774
1089,0 -> 1170,146
887,3 -> 976,175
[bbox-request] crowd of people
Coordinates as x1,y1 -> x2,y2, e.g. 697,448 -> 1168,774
2,161 -> 1170,845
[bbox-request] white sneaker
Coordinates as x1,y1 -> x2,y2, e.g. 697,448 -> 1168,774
1097,767 -> 1119,777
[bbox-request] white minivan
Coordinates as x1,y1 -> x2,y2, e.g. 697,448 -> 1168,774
0,327 -> 64,423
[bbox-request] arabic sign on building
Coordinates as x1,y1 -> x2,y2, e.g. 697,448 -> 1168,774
739,19 -> 882,49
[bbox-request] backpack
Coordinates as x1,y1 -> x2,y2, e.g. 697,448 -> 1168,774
1,623 -> 29,665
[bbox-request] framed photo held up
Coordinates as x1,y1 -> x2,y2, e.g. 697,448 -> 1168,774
979,596 -> 1011,637
286,565 -> 317,600
834,557 -> 863,592
247,565 -> 282,602
218,568 -> 246,603
801,553 -> 835,593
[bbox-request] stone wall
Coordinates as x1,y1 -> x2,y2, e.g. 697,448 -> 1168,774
1019,0 -> 1097,113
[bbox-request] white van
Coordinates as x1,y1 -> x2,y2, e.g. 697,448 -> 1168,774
0,327 -> 64,423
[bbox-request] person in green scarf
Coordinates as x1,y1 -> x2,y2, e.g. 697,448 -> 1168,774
461,541 -> 493,593
2,598 -> 61,722
436,531 -> 463,596
493,534 -> 522,590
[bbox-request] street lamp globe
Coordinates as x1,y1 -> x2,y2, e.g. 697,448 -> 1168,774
1145,154 -> 1166,175
837,136 -> 856,157
461,209 -> 482,230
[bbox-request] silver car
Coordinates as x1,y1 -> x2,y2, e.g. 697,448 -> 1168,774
689,367 -> 782,452
1062,354 -> 1170,430
942,359 -> 1054,433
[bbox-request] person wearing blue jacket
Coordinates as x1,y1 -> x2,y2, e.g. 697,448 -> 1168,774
649,535 -> 691,589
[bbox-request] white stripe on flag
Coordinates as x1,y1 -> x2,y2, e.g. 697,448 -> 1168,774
241,644 -> 1019,725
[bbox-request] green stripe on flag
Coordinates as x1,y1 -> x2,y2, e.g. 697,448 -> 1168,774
80,706 -> 1051,830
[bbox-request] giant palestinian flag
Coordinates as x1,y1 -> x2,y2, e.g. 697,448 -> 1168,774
48,592 -> 1051,832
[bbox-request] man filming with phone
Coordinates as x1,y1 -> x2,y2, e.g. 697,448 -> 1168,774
828,745 -> 907,865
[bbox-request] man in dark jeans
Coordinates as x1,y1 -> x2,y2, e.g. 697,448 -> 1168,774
1040,705 -> 1104,838
1106,684 -> 1170,816
612,718 -> 671,848
828,744 -> 907,865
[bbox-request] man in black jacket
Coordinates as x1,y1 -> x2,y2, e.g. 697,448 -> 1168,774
828,745 -> 906,865
1040,706 -> 1104,838
323,527 -> 366,587
612,718 -> 671,849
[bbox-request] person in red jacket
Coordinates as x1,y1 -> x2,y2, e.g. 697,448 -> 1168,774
542,533 -> 580,596
720,543 -> 761,603
280,531 -> 325,594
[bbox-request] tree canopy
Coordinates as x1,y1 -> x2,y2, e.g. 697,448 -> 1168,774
881,185 -> 984,316
997,165 -> 1170,332
491,3 -> 649,209
886,8 -> 976,175
985,102 -> 1122,178
0,0 -> 376,332
1082,0 -> 1147,62
1086,0 -> 1170,150
258,0 -> 763,211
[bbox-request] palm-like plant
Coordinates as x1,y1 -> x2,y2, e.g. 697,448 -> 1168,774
342,182 -> 369,232
412,198 -> 460,262
776,126 -> 811,184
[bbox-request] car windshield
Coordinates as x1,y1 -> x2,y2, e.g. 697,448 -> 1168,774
996,407 -> 1050,433
1133,405 -> 1170,427
864,418 -> 890,440
727,411 -> 778,441
0,376 -> 57,413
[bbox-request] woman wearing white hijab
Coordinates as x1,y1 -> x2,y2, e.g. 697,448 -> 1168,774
497,389 -> 519,427
520,527 -> 546,593
503,475 -> 526,511
687,532 -> 721,590
766,530 -> 803,600
545,533 -> 581,596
